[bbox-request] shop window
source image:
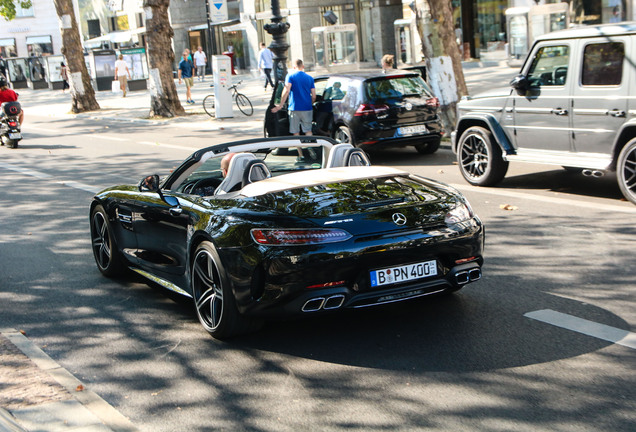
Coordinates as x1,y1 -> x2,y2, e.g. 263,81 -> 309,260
26,36 -> 53,56
87,19 -> 101,39
0,38 -> 17,57
582,42 -> 624,86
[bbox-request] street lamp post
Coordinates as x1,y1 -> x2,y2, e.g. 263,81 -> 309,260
264,0 -> 290,88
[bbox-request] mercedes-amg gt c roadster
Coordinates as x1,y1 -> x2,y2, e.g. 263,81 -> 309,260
90,136 -> 484,338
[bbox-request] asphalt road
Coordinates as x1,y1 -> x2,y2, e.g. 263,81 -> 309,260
0,102 -> 634,431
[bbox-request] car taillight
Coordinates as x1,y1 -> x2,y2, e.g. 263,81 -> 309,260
8,121 -> 18,127
354,103 -> 389,118
425,97 -> 440,109
251,228 -> 352,245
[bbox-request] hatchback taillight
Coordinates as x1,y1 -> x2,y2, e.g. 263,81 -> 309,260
354,103 -> 389,118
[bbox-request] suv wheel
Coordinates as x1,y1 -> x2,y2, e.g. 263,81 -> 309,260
457,126 -> 508,186
415,139 -> 440,155
617,138 -> 636,205
334,126 -> 355,146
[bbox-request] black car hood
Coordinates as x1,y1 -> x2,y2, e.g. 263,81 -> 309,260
251,175 -> 459,234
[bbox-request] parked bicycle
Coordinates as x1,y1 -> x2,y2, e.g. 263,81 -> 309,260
203,81 -> 253,117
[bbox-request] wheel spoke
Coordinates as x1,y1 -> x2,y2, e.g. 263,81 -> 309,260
193,250 -> 224,330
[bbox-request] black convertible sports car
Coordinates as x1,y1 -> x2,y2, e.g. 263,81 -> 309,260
90,136 -> 484,338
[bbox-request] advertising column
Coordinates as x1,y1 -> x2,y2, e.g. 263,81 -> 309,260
212,55 -> 233,118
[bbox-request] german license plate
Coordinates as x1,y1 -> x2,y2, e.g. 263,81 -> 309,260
398,125 -> 428,136
370,260 -> 437,287
8,133 -> 21,139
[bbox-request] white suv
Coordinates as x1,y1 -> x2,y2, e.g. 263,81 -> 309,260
452,23 -> 636,205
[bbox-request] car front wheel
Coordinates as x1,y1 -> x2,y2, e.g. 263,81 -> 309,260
457,126 -> 508,186
617,138 -> 636,205
90,204 -> 125,277
191,241 -> 262,339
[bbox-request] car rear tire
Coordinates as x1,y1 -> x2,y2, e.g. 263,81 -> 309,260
334,125 -> 355,146
90,204 -> 126,277
457,126 -> 508,186
617,138 -> 636,205
415,139 -> 440,155
192,241 -> 262,339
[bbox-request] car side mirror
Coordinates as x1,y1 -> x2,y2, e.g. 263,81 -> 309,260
139,174 -> 160,192
510,75 -> 529,93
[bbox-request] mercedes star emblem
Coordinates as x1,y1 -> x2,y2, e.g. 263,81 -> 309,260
392,213 -> 407,226
404,102 -> 413,111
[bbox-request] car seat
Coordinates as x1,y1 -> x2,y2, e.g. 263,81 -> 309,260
215,153 -> 257,194
241,159 -> 271,188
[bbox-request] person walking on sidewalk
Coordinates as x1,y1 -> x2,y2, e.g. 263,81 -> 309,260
271,59 -> 315,136
178,49 -> 195,104
60,61 -> 69,93
258,42 -> 274,90
114,54 -> 130,97
193,46 -> 207,82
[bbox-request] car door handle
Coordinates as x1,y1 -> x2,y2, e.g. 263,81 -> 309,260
607,109 -> 626,118
550,108 -> 568,116
169,207 -> 183,216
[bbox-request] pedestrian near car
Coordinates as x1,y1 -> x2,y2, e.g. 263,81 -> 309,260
381,54 -> 394,73
60,61 -> 69,93
258,42 -> 274,90
114,54 -> 130,97
193,46 -> 207,82
178,49 -> 195,104
271,59 -> 315,136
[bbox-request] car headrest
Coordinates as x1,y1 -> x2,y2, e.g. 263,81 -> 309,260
343,148 -> 371,167
242,159 -> 271,188
214,153 -> 257,195
326,143 -> 355,168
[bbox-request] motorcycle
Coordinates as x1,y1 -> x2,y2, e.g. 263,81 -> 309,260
0,101 -> 22,149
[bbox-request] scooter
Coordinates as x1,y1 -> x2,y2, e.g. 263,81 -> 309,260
0,101 -> 22,149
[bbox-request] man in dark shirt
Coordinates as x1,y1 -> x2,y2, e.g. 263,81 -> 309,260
178,49 -> 195,104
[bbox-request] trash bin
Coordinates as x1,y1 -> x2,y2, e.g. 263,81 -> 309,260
223,51 -> 236,75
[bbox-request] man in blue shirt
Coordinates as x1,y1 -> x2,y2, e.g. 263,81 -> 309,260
178,49 -> 195,104
271,59 -> 315,135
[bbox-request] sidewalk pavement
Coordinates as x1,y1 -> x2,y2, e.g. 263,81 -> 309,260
0,329 -> 138,432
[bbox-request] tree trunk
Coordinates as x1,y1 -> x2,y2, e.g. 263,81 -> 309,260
53,0 -> 100,113
414,0 -> 467,134
143,0 -> 184,117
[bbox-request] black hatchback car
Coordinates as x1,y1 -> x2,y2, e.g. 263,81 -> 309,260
265,71 -> 444,154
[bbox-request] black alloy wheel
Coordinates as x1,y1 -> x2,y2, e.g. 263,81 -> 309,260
90,204 -> 125,277
235,93 -> 253,116
203,95 -> 215,117
191,241 -> 262,338
617,138 -> 636,205
457,126 -> 508,186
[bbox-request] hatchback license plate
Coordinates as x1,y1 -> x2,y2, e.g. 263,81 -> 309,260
370,260 -> 437,287
8,133 -> 21,139
398,125 -> 428,136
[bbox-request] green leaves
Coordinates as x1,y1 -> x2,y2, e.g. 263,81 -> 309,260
0,0 -> 32,21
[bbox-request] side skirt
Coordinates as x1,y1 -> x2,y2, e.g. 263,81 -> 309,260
131,267 -> 192,298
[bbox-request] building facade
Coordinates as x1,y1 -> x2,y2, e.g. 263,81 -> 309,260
0,0 -> 64,58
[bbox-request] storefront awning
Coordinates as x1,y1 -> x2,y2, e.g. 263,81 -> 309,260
0,38 -> 15,47
222,23 -> 248,33
84,28 -> 145,48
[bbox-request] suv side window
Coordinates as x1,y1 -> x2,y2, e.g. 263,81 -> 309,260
581,42 -> 624,86
526,45 -> 569,86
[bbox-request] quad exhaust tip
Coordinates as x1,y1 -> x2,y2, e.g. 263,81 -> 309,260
302,295 -> 345,312
582,169 -> 605,178
455,268 -> 481,285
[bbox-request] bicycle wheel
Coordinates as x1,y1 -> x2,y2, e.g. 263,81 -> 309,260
203,95 -> 215,117
235,93 -> 253,116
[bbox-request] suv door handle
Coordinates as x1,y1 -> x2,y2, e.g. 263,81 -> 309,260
607,109 -> 626,118
550,108 -> 568,116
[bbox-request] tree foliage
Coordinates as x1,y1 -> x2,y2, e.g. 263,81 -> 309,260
0,0 -> 32,21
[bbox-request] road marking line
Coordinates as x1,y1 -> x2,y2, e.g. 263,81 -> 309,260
0,161 -> 100,194
525,309 -> 636,350
449,183 -> 636,214
138,140 -> 194,151
93,135 -> 128,141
